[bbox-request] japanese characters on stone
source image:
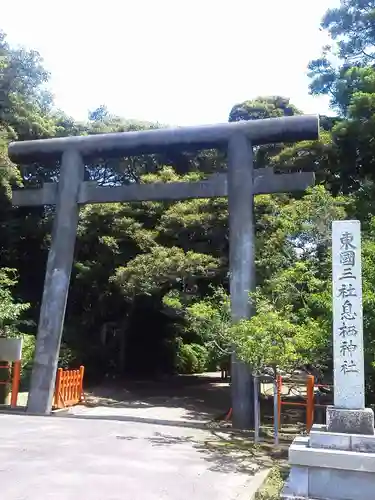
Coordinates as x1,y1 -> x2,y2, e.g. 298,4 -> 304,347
337,229 -> 359,375
332,220 -> 364,381
332,220 -> 365,409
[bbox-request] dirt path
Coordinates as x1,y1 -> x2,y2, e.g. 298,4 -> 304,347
75,372 -> 231,427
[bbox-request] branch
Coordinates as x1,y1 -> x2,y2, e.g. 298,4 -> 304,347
211,338 -> 232,356
361,49 -> 375,60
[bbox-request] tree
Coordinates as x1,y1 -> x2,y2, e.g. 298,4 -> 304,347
89,105 -> 110,122
0,30 -> 51,113
228,96 -> 303,169
230,301 -> 308,377
184,287 -> 232,370
0,268 -> 30,403
308,0 -> 375,112
306,2 -> 375,193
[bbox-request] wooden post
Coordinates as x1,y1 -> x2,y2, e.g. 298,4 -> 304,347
277,375 -> 282,430
10,360 -> 21,407
79,366 -> 85,401
274,378 -> 279,445
54,368 -> 63,409
254,375 -> 260,443
306,375 -> 315,432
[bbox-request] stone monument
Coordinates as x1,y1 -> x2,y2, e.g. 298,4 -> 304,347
282,220 -> 375,500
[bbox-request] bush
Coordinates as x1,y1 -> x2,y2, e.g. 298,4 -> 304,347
176,342 -> 209,374
19,334 -> 36,391
190,343 -> 208,372
176,343 -> 198,374
58,342 -> 77,369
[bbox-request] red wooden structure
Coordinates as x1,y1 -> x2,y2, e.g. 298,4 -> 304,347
53,366 -> 85,409
277,374 -> 332,432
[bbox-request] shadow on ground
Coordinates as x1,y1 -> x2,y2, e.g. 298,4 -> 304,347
79,372 -> 312,431
82,373 -> 231,422
115,428 -> 289,475
68,371 -> 295,478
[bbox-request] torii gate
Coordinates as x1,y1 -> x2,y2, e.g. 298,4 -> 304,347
8,115 -> 319,429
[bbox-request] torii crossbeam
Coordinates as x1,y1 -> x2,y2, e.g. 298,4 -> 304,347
8,115 -> 319,429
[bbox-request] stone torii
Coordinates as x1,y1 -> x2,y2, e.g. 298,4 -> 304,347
8,115 -> 319,429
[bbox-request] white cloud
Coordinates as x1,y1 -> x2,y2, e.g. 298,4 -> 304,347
2,0 -> 339,124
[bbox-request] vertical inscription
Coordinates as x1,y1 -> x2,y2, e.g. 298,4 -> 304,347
332,220 -> 365,409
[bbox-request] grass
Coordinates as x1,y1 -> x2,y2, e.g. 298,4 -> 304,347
197,428 -> 292,499
254,464 -> 290,499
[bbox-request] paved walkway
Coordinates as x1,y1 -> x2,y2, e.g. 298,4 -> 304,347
0,413 -> 270,500
70,377 -> 229,428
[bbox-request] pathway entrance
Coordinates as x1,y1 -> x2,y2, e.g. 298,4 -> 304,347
72,372 -> 231,427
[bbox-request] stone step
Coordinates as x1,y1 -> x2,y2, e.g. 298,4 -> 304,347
310,425 -> 375,453
290,440 -> 375,473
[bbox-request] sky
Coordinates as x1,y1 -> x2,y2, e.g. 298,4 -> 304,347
2,0 -> 339,126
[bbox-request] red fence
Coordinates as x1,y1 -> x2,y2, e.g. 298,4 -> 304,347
53,366 -> 84,409
277,375 -> 333,432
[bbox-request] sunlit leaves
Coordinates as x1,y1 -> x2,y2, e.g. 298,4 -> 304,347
0,268 -> 30,336
113,246 -> 220,298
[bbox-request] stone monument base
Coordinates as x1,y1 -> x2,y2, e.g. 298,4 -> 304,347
326,406 -> 374,435
281,423 -> 375,499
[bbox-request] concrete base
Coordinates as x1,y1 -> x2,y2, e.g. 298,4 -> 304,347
281,424 -> 375,499
326,406 -> 374,435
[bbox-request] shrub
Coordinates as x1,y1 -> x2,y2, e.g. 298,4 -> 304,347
19,333 -> 36,390
189,343 -> 208,373
175,341 -> 209,374
176,342 -> 198,374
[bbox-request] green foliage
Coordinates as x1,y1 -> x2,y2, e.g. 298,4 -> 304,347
175,341 -> 209,374
229,96 -> 301,122
322,0 -> 375,62
230,298 -> 322,375
19,334 -> 35,389
308,1 -> 375,110
228,96 -> 303,169
113,246 -> 220,298
0,268 -> 30,337
0,267 -> 32,388
185,287 -> 232,365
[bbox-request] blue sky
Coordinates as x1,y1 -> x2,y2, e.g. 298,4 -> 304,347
2,0 -> 338,125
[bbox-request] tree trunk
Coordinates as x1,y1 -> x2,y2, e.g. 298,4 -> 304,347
118,330 -> 126,375
118,302 -> 135,375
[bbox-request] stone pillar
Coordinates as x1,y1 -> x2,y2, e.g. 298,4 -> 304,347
327,220 -> 374,435
227,132 -> 255,430
282,220 -> 375,500
27,149 -> 84,414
